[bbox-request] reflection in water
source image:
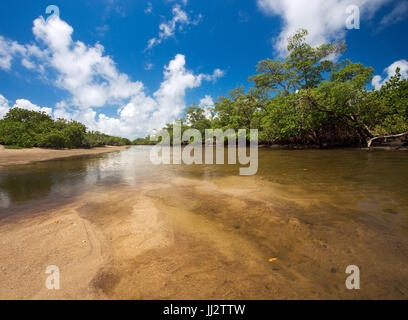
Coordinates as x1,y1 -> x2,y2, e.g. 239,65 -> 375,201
0,191 -> 9,208
0,147 -> 158,212
0,146 -> 408,299
1,147 -> 408,214
0,170 -> 56,204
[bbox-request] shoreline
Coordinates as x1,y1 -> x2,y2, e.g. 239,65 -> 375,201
0,145 -> 129,168
133,143 -> 408,151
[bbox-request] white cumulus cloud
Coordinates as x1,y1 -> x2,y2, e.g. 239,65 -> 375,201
0,15 -> 224,139
52,53 -> 223,138
372,59 -> 408,90
13,99 -> 53,115
32,17 -> 144,110
0,95 -> 53,119
257,0 -> 390,55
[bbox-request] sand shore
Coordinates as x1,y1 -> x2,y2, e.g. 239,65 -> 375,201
1,174 -> 407,299
0,180 -> 294,299
0,145 -> 128,168
1,147 -> 407,299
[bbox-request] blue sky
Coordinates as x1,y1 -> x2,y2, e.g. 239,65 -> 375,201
0,0 -> 407,139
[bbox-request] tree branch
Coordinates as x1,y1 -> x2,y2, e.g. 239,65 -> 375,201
367,132 -> 408,148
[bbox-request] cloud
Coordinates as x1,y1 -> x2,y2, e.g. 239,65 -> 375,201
32,17 -> 144,109
257,0 -> 390,55
13,99 -> 53,115
152,54 -> 210,121
372,59 -> 408,90
0,94 -> 10,118
199,95 -> 215,118
380,1 -> 408,27
202,69 -> 225,82
0,35 -> 34,71
199,95 -> 214,109
58,54 -> 223,138
119,54 -> 223,136
146,5 -> 201,50
52,55 -> 222,138
0,95 -> 53,119
0,16 -> 223,138
21,58 -> 36,70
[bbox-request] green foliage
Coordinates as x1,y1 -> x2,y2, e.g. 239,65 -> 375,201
366,69 -> 408,135
185,104 -> 211,136
133,137 -> 157,145
0,108 -> 53,147
249,29 -> 346,95
82,131 -> 131,148
0,108 -> 130,149
4,29 -> 406,150
39,132 -> 67,149
132,29 -> 406,148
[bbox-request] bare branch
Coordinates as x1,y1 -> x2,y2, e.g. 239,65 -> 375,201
367,132 -> 408,148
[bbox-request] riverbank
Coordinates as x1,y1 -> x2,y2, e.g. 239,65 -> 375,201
0,145 -> 129,168
133,142 -> 408,151
263,144 -> 408,151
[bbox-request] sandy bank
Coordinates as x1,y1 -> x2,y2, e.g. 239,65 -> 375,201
0,146 -> 128,168
1,174 -> 407,299
0,183 -> 292,300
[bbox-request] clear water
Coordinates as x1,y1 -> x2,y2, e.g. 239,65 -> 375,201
1,146 -> 408,299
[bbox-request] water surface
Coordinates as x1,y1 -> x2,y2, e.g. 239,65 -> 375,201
1,147 -> 407,299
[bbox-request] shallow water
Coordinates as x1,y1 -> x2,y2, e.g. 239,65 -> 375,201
1,147 -> 407,215
1,146 -> 408,299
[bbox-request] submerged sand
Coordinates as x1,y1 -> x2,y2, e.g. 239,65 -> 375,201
1,173 -> 407,299
0,146 -> 128,168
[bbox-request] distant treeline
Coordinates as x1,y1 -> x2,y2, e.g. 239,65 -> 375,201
132,137 -> 158,146
135,29 -> 408,148
0,108 -> 131,149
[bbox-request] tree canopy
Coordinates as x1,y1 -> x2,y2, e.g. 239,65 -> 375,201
135,29 -> 408,148
0,108 -> 131,149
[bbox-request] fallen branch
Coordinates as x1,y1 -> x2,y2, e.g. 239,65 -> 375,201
367,131 -> 408,148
